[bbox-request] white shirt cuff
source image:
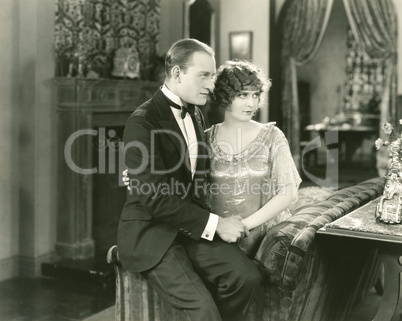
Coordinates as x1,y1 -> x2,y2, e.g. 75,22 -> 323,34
201,213 -> 219,241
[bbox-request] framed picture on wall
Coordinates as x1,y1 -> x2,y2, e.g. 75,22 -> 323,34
229,31 -> 253,60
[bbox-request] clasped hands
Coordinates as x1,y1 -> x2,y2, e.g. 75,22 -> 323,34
121,170 -> 248,243
216,215 -> 249,243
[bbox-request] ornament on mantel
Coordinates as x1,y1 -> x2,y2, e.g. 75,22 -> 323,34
112,47 -> 140,79
374,119 -> 402,224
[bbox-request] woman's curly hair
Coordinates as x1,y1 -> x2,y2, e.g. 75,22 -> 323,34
211,60 -> 271,109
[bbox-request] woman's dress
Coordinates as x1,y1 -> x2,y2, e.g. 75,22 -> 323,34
205,122 -> 302,256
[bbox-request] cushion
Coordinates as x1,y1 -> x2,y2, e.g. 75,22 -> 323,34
289,186 -> 334,214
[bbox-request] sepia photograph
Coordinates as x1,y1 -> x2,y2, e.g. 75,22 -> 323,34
1,0 -> 401,320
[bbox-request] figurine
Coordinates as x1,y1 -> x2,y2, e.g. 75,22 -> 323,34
375,172 -> 402,224
374,120 -> 402,224
67,62 -> 74,78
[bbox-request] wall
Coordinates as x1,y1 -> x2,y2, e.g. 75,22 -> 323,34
0,0 -> 20,280
159,0 -> 184,55
159,0 -> 220,64
219,0 -> 270,122
0,0 -> 56,281
159,0 -> 270,122
297,0 -> 349,124
20,0 -> 57,277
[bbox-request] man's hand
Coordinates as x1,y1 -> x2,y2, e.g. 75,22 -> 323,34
216,216 -> 249,243
122,169 -> 131,190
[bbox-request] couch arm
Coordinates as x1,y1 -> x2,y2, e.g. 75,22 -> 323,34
255,177 -> 384,291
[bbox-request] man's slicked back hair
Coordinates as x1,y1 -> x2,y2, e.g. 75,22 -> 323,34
165,38 -> 215,78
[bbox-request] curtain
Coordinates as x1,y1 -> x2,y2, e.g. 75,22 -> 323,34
54,0 -> 160,78
343,0 -> 398,176
281,0 -> 333,169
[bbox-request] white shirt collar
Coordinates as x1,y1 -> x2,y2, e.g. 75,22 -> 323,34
161,84 -> 184,107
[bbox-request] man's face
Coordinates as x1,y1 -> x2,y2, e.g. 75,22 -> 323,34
177,52 -> 216,107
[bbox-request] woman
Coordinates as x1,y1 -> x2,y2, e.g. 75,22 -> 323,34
206,60 -> 301,255
123,60 -> 301,256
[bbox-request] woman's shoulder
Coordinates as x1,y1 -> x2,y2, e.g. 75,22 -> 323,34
257,121 -> 276,136
256,122 -> 290,148
260,122 -> 286,137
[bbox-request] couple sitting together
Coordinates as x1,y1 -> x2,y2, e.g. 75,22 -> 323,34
118,38 -> 301,321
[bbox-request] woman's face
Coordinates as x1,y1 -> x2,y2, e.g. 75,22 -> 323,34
225,86 -> 261,122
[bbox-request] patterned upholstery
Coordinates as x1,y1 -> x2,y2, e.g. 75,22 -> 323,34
249,177 -> 384,320
255,177 -> 384,290
288,185 -> 334,214
107,177 -> 385,321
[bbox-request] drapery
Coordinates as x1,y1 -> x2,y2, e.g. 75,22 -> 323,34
281,0 -> 333,169
343,0 -> 398,176
54,0 -> 160,78
281,0 -> 398,175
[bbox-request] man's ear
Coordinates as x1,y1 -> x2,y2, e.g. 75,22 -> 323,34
172,66 -> 181,83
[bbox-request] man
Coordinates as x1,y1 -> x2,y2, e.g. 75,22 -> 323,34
118,38 -> 261,321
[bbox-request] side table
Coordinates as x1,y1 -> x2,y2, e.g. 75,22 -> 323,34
317,198 -> 402,321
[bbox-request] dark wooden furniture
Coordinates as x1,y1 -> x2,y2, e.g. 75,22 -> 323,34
317,199 -> 402,321
54,78 -> 160,260
304,124 -> 377,165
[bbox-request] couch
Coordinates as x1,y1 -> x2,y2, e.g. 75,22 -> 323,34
107,176 -> 385,321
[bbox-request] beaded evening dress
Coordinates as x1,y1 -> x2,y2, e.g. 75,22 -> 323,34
205,122 -> 301,255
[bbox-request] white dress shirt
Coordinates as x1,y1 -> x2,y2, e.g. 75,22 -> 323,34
161,84 -> 218,241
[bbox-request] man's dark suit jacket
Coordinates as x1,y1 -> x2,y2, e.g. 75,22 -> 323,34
118,88 -> 211,273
